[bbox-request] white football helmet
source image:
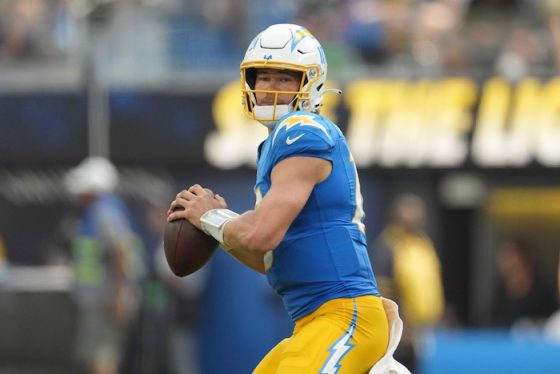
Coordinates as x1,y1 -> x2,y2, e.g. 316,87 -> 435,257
241,24 -> 333,128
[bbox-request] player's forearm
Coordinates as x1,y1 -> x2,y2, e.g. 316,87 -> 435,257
220,210 -> 281,273
226,247 -> 266,274
223,210 -> 281,254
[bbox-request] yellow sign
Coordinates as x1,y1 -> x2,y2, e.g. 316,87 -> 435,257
206,77 -> 560,168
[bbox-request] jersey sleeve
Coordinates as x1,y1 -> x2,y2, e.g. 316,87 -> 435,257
269,114 -> 336,166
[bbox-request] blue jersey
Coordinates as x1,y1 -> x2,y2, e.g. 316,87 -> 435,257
255,111 -> 379,321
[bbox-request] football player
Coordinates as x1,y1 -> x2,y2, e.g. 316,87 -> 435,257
168,24 -> 409,374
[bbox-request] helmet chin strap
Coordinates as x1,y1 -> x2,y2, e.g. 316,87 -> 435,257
253,104 -> 292,129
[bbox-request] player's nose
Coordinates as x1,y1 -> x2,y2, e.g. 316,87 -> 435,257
259,91 -> 276,105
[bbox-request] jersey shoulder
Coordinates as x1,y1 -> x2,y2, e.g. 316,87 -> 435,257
269,111 -> 338,157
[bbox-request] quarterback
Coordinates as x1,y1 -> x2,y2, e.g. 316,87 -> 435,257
168,24 -> 408,373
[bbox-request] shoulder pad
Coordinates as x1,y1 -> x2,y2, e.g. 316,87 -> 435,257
269,112 -> 335,164
271,112 -> 335,148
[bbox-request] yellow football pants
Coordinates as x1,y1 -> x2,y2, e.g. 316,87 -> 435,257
253,295 -> 389,374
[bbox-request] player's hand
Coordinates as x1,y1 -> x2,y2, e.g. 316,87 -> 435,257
167,184 -> 227,230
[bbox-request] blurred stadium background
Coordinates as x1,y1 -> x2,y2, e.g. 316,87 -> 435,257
1,0 -> 560,373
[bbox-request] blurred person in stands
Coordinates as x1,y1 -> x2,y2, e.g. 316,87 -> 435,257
411,0 -> 468,70
371,193 -> 445,372
491,237 -> 557,329
343,0 -> 389,65
494,24 -> 548,81
0,0 -> 51,63
167,23 -> 410,373
64,157 -> 144,374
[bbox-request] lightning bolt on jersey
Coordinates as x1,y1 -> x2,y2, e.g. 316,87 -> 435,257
255,111 -> 380,320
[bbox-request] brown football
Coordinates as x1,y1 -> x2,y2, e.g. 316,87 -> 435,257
163,206 -> 219,277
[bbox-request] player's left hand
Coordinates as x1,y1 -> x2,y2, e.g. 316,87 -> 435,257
167,184 -> 227,230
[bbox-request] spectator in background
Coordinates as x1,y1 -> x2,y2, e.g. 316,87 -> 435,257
491,237 -> 557,329
343,0 -> 389,66
64,157 -> 144,374
0,0 -> 51,63
494,23 -> 548,81
409,0 -> 467,70
371,193 -> 445,372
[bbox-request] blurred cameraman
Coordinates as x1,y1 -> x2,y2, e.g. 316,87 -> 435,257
64,157 -> 144,374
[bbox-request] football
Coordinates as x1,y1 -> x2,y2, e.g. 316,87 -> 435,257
163,203 -> 219,277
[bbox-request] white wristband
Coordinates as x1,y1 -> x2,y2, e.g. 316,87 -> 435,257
200,209 -> 240,249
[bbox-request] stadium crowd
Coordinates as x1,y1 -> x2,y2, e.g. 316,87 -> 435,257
1,0 -> 560,79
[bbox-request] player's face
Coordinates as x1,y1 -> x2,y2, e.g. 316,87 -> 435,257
254,69 -> 302,105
